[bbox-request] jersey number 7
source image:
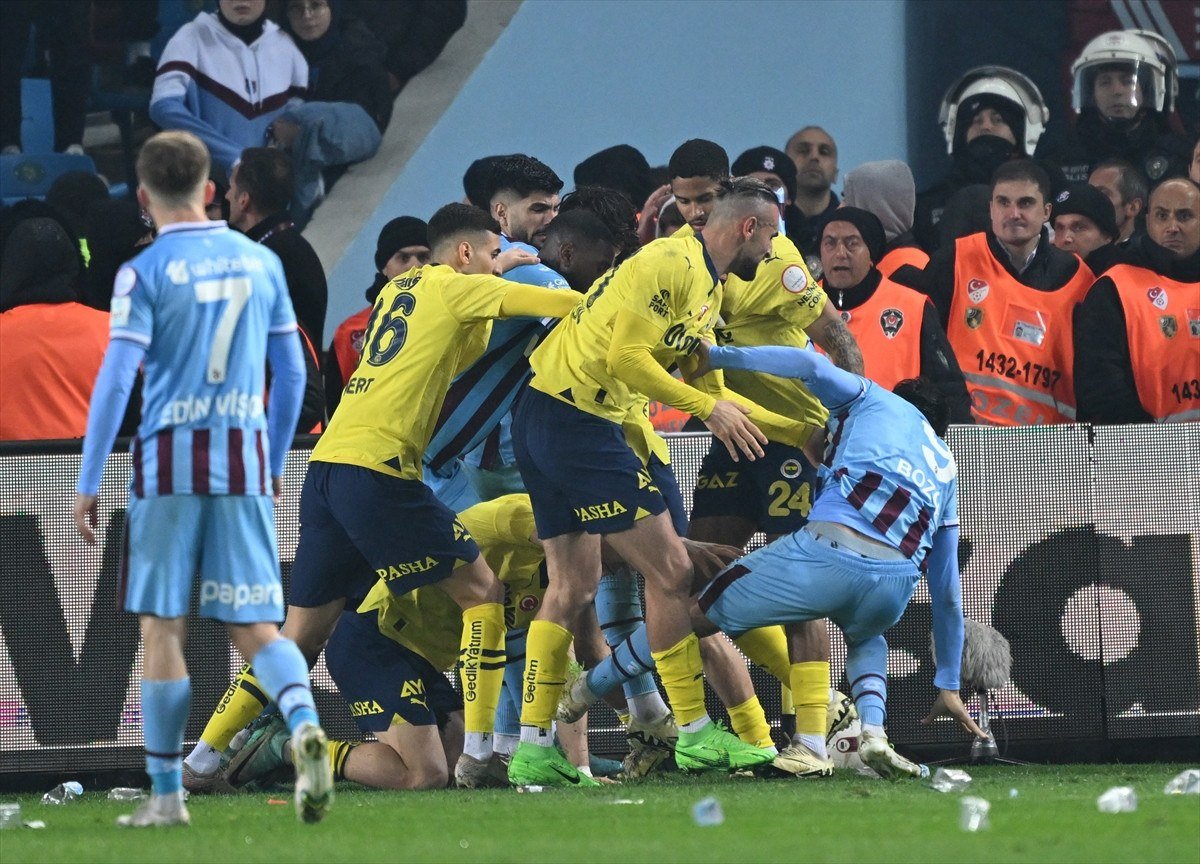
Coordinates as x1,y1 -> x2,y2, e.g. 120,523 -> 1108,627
195,276 -> 253,384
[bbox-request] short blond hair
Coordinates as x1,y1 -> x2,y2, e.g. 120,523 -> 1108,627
136,131 -> 210,206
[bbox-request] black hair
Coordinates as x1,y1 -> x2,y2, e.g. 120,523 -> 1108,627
668,139 -> 729,182
427,202 -> 501,249
711,176 -> 780,215
462,154 -> 514,209
485,154 -> 563,203
990,158 -> 1051,203
893,378 -> 951,437
542,209 -> 615,251
1090,158 -> 1149,206
559,184 -> 639,262
235,147 -> 294,214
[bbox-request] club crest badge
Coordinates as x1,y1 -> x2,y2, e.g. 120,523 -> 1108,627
1187,308 -> 1200,339
967,279 -> 989,303
880,308 -> 904,338
780,458 -> 802,479
1147,286 -> 1168,310
1160,315 -> 1178,339
966,307 -> 984,329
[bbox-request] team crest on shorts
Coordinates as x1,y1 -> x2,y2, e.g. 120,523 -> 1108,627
1160,315 -> 1178,339
879,308 -> 904,338
519,594 -> 540,613
966,307 -> 984,329
1188,308 -> 1200,338
780,458 -> 802,479
1147,286 -> 1168,310
967,279 -> 989,303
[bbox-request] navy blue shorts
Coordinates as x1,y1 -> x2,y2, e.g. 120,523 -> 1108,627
647,454 -> 688,537
324,610 -> 462,732
512,388 -> 667,539
289,462 -> 480,608
691,439 -> 816,535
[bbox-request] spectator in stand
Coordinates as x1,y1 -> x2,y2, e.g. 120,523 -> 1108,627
273,0 -> 392,223
1088,158 -> 1148,248
325,215 -> 429,414
150,0 -> 307,177
81,198 -> 155,310
46,171 -> 111,262
1074,178 -> 1199,424
344,1 -> 466,96
919,159 -> 1095,426
0,218 -> 108,440
915,67 -> 1049,253
783,126 -> 840,275
1050,183 -> 1120,274
1190,139 -> 1200,184
840,160 -> 928,285
226,147 -> 326,431
819,208 -> 972,424
0,0 -> 91,155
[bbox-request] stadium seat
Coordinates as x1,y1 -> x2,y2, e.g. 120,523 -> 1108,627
0,152 -> 99,206
20,78 -> 55,154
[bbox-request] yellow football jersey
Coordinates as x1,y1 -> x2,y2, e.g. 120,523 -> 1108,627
623,395 -> 670,466
354,495 -> 548,669
312,264 -> 523,480
529,236 -> 721,424
675,226 -> 830,428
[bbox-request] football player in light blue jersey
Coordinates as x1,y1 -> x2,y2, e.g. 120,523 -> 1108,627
692,341 -> 987,778
73,132 -> 331,826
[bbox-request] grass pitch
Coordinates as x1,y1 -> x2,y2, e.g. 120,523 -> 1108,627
2,764 -> 1197,863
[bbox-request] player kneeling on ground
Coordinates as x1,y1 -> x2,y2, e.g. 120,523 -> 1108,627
692,342 -> 987,777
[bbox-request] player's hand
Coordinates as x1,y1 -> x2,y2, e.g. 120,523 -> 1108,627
921,689 -> 988,739
637,184 -> 672,245
681,538 -> 742,581
272,476 -> 283,504
494,247 -> 539,275
703,400 -> 766,462
74,494 -> 98,545
689,341 -> 714,379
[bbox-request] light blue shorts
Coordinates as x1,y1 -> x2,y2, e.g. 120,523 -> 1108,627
120,495 -> 283,624
698,527 -> 919,644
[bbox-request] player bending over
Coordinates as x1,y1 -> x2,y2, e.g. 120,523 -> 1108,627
692,342 -> 987,778
74,131 -> 330,826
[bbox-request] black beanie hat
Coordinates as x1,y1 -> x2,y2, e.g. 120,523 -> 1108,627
824,206 -> 887,263
574,145 -> 654,207
732,146 -> 797,203
374,216 -> 429,273
1051,183 -> 1118,241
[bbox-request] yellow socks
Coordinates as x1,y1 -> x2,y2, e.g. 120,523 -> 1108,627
327,739 -> 359,781
733,626 -> 791,685
790,661 -> 831,737
460,602 -> 506,733
199,664 -> 268,751
727,696 -> 773,748
519,619 -> 573,730
651,633 -> 707,726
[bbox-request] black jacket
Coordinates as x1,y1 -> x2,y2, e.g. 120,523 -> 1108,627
828,268 -> 974,425
343,0 -> 466,92
919,229 -> 1088,331
295,16 -> 395,132
1035,110 -> 1192,186
1074,235 -> 1200,424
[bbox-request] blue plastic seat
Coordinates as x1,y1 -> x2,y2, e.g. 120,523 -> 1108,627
0,152 -> 99,205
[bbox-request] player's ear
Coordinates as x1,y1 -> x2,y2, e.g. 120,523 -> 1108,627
202,179 -> 216,206
136,185 -> 150,210
457,239 -> 472,268
558,240 -> 573,269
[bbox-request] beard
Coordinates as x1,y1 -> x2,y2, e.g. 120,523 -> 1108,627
726,249 -> 762,281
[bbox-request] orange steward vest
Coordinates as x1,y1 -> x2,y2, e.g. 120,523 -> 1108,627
878,245 -> 929,280
827,276 -> 926,391
946,233 -> 1094,425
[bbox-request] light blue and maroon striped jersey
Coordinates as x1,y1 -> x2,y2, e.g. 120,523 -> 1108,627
109,220 -> 296,497
808,380 -> 959,568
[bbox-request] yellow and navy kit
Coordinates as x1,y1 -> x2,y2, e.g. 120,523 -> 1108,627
351,494 -> 548,672
677,225 -> 830,429
312,264 -> 579,480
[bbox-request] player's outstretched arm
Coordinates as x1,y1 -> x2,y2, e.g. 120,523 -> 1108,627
681,357 -> 819,451
75,338 -> 146,544
804,303 -> 864,374
496,283 -> 580,320
705,343 -> 863,410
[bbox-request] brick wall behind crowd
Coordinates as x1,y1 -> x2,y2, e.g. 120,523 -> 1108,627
0,425 -> 1197,772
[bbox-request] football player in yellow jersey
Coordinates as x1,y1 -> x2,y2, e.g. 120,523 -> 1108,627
182,204 -> 581,793
217,495 -> 552,791
508,177 -> 822,787
669,140 -> 865,778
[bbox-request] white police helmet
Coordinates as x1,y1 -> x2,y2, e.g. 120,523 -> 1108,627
1071,30 -> 1175,117
938,66 -> 1049,157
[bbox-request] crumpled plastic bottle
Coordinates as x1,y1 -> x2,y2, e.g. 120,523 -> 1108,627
691,796 -> 725,827
931,767 -> 973,792
1163,769 -> 1199,795
41,781 -> 83,805
1097,786 -> 1138,813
